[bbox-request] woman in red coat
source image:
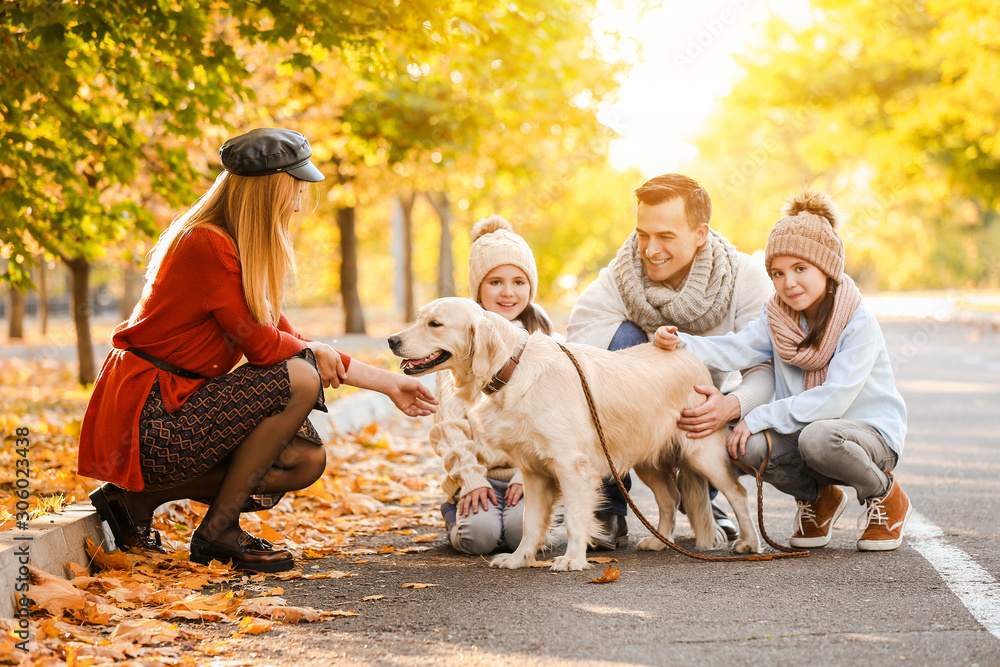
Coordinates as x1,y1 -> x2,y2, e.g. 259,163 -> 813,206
79,129 -> 436,572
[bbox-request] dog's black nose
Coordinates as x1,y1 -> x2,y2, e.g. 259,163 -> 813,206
387,335 -> 400,351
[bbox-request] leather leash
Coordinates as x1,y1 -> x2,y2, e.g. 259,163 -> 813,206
556,342 -> 809,562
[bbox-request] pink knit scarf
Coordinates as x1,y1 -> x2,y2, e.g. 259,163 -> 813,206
766,274 -> 863,390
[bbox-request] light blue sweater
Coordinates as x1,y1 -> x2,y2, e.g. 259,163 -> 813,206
678,303 -> 907,454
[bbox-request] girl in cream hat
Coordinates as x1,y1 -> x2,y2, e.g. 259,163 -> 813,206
430,215 -> 554,555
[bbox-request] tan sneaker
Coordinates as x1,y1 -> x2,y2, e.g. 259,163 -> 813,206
857,474 -> 911,551
789,485 -> 848,548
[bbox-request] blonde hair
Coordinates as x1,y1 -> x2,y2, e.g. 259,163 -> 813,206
145,171 -> 305,326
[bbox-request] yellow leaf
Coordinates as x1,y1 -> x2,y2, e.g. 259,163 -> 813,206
84,538 -> 130,571
255,522 -> 286,544
587,557 -> 619,564
63,419 -> 82,438
589,566 -> 620,584
412,533 -> 438,543
27,565 -> 87,616
65,562 -> 90,578
401,583 -> 438,589
109,618 -> 187,645
268,587 -> 284,596
527,561 -> 554,568
303,570 -> 354,579
239,598 -> 324,623
360,595 -> 383,602
239,616 -> 279,634
341,493 -> 384,515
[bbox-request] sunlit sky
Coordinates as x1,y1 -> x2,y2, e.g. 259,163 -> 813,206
592,0 -> 813,177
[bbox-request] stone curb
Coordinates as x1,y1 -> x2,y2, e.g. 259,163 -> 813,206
0,372 -> 434,621
0,503 -> 107,619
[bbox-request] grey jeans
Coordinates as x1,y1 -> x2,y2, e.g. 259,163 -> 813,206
442,478 -> 524,555
738,419 -> 897,504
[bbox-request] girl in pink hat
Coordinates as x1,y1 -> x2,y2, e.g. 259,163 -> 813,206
655,189 -> 910,552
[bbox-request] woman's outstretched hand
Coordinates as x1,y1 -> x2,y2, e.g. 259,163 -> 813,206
654,325 -> 682,351
389,376 -> 438,417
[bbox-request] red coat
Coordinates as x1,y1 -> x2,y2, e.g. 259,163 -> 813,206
78,226 -> 350,491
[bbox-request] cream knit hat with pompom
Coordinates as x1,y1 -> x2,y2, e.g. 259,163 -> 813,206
468,215 -> 538,302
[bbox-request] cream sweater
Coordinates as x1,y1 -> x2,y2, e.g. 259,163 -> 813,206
428,370 -> 522,502
567,251 -> 776,418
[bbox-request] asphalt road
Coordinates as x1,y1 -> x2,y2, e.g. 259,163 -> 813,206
204,320 -> 1000,665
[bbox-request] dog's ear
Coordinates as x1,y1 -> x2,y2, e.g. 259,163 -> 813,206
460,311 -> 507,401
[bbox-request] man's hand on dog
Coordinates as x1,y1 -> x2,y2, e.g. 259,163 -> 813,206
655,329 -> 741,438
459,486 -> 498,516
680,385 -> 741,439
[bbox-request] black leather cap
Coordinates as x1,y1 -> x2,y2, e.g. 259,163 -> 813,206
219,128 -> 325,182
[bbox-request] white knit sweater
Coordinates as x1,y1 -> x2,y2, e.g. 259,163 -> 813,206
428,370 -> 522,502
567,251 -> 776,418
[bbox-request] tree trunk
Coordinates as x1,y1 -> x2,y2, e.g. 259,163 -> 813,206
121,261 -> 142,321
37,257 -> 49,336
66,257 -> 96,385
398,192 -> 417,321
427,192 -> 455,298
7,286 -> 24,339
337,206 -> 366,334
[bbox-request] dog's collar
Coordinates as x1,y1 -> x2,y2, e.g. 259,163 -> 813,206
482,335 -> 528,396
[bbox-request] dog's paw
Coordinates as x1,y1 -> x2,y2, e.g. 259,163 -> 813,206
696,524 -> 728,551
636,537 -> 667,551
732,537 -> 760,554
550,555 -> 591,572
490,552 -> 530,569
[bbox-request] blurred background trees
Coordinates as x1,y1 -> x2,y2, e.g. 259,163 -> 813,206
694,0 -> 1000,291
2,0 -> 998,385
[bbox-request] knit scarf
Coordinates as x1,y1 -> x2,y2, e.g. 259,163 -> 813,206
613,229 -> 741,334
766,274 -> 863,390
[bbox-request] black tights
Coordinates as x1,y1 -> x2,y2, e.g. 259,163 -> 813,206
123,357 -> 325,546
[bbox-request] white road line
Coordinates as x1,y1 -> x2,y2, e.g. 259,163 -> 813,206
907,511 -> 1000,641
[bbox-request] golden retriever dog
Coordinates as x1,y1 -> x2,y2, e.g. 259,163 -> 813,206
388,298 -> 760,571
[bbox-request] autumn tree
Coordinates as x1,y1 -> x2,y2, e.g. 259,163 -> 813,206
692,0 -> 1000,290
2,1 -> 597,379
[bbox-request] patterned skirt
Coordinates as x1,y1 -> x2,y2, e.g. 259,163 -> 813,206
138,350 -> 326,494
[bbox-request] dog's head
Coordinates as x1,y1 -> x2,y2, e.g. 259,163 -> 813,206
388,297 -> 515,401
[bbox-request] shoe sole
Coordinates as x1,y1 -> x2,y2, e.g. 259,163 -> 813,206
789,490 -> 849,548
857,503 -> 912,551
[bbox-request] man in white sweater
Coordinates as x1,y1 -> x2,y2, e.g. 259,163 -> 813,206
567,173 -> 775,548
